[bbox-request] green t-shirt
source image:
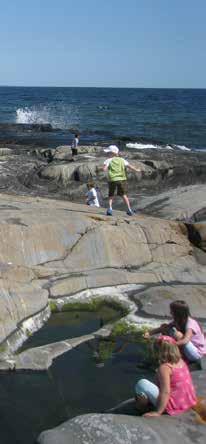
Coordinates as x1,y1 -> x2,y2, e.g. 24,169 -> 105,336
107,157 -> 128,182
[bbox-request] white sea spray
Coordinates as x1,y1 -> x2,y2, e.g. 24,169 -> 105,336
176,144 -> 191,151
16,104 -> 80,129
126,142 -> 191,151
126,143 -> 159,150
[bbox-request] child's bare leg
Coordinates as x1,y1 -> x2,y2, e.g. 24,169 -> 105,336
106,197 -> 114,215
122,194 -> 131,211
108,197 -> 113,209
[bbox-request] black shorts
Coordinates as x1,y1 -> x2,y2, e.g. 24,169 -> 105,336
108,180 -> 127,197
72,148 -> 78,156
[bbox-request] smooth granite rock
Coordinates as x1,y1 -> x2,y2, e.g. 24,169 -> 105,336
139,184 -> 206,221
0,192 -> 205,355
37,412 -> 206,444
133,285 -> 206,319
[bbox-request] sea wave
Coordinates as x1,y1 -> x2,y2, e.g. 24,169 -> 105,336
126,142 -> 191,152
196,148 -> 206,152
126,142 -> 157,150
175,145 -> 191,151
16,105 -> 79,129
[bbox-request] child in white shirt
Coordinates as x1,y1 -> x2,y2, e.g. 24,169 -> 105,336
71,134 -> 79,156
86,181 -> 100,207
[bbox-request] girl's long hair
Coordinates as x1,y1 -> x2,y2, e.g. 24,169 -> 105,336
170,300 -> 190,333
153,339 -> 181,365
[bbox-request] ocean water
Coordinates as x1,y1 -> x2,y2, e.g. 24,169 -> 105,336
0,86 -> 206,151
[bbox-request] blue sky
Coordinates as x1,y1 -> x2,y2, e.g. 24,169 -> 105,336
1,0 -> 206,87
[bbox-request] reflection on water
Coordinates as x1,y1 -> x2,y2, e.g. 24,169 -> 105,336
19,306 -> 121,352
0,335 -> 152,444
87,338 -> 129,368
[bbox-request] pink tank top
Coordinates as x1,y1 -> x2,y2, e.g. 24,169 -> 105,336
187,317 -> 206,357
165,362 -> 197,415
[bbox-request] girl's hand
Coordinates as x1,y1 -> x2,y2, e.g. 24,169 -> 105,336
143,331 -> 150,339
173,329 -> 184,340
143,411 -> 161,417
160,323 -> 169,334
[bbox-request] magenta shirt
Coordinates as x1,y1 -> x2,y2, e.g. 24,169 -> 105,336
187,317 -> 206,357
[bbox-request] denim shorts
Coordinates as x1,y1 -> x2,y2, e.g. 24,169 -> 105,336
135,379 -> 159,406
169,328 -> 201,362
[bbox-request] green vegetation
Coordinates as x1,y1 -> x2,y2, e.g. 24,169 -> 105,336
110,320 -> 137,337
49,301 -> 58,312
61,299 -> 102,312
109,322 -> 157,368
111,321 -> 149,342
97,339 -> 116,362
25,329 -> 32,337
91,323 -> 154,367
49,297 -> 129,316
0,343 -> 7,354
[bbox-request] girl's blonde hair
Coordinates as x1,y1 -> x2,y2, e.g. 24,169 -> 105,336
153,339 -> 181,365
87,180 -> 95,189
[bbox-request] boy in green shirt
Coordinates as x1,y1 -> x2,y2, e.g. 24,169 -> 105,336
103,145 -> 141,216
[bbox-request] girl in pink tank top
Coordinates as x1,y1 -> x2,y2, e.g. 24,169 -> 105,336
135,336 -> 197,417
164,361 -> 197,415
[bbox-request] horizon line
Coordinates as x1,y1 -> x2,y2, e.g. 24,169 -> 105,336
0,85 -> 206,90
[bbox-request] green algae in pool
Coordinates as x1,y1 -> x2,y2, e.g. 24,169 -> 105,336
19,306 -> 121,352
0,337 -> 152,444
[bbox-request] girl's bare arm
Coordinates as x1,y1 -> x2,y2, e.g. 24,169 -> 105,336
156,364 -> 171,414
176,328 -> 193,346
144,364 -> 171,417
143,323 -> 170,338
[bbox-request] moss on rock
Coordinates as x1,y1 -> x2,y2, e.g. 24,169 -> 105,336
49,301 -> 58,313
49,298 -> 128,316
111,321 -> 149,340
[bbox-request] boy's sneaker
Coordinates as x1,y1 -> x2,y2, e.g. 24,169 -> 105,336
106,208 -> 113,216
126,209 -> 134,216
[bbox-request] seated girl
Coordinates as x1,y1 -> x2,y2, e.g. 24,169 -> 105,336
86,181 -> 100,208
144,300 -> 206,363
135,335 -> 197,417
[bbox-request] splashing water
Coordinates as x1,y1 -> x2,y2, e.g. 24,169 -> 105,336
16,107 -> 49,124
16,104 -> 80,129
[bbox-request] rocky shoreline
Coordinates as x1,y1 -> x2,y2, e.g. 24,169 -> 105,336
0,138 -> 206,443
0,139 -> 206,218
